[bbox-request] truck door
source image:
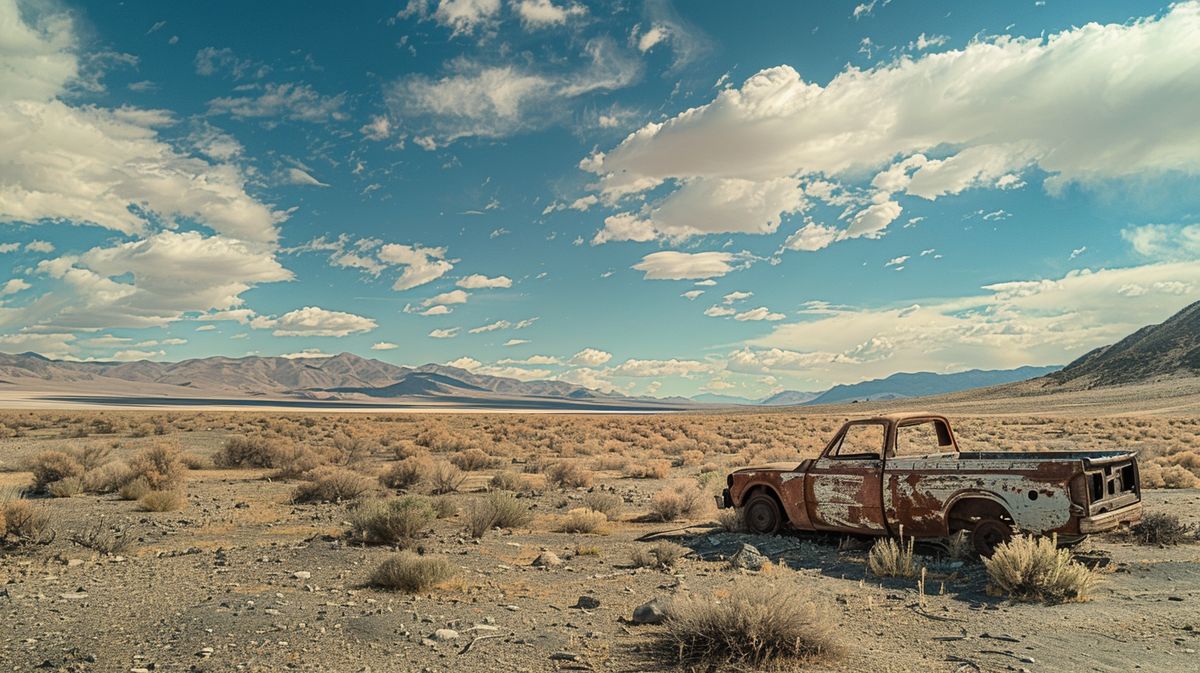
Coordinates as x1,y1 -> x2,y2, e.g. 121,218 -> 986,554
805,421 -> 887,533
883,418 -> 958,538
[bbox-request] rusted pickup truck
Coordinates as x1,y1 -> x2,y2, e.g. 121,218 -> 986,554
719,413 -> 1143,555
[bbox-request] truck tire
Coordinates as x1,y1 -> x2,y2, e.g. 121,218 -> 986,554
972,518 -> 1013,557
743,492 -> 783,535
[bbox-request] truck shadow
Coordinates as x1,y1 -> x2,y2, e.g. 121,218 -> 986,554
675,528 -> 1000,605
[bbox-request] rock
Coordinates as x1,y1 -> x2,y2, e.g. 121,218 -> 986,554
728,543 -> 767,571
65,558 -> 84,567
550,652 -> 582,661
196,647 -> 214,658
632,598 -> 669,625
432,628 -> 459,641
292,571 -> 312,580
574,596 -> 601,610
531,552 -> 562,568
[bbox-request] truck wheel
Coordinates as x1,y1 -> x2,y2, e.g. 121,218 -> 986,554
744,492 -> 782,535
973,518 -> 1013,557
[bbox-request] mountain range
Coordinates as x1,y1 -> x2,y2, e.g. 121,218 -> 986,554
0,352 -> 667,411
0,300 -> 1196,409
1046,299 -> 1200,389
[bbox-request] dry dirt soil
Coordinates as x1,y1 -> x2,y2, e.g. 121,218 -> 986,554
0,409 -> 1197,673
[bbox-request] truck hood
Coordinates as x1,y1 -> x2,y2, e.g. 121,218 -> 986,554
733,461 -> 803,473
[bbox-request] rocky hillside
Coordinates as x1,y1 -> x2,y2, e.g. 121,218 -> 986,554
1048,299 -> 1200,388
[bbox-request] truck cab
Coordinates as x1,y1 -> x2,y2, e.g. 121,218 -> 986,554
721,413 -> 1143,555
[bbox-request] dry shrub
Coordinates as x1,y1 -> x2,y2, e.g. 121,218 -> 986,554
80,461 -> 126,494
267,445 -> 328,480
465,492 -> 533,538
1131,512 -> 1196,546
450,448 -> 497,471
631,541 -> 687,570
179,452 -> 210,470
428,461 -> 466,494
139,490 -> 186,512
984,535 -> 1100,603
69,520 -> 133,555
488,470 -> 529,492
546,461 -> 594,489
649,480 -> 712,522
349,497 -> 434,545
214,435 -> 279,468
1142,462 -> 1200,489
2,500 -> 54,545
867,537 -> 917,578
30,450 -> 84,493
431,496 -> 458,519
369,552 -> 456,593
379,457 -> 430,491
716,508 -> 745,533
556,508 -> 608,534
660,580 -> 838,668
126,443 -> 186,491
292,467 -> 374,503
118,476 -> 152,501
622,459 -> 671,480
46,476 -> 84,498
72,445 -> 113,470
581,491 -> 623,520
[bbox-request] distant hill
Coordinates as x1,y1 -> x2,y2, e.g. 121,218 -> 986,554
802,365 -> 1061,406
0,351 -> 681,410
690,393 -> 762,405
1047,299 -> 1200,388
759,390 -> 821,406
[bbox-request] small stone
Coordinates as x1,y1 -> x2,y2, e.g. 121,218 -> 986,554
728,543 -> 767,571
532,552 -> 562,568
292,571 -> 312,580
574,596 -> 601,610
550,652 -> 581,661
432,628 -> 459,641
196,647 -> 214,657
65,559 -> 84,567
632,598 -> 668,625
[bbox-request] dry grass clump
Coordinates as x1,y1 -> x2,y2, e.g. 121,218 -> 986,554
1,500 -> 54,545
450,448 -> 498,471
427,461 -> 466,494
649,480 -> 712,522
716,508 -> 745,533
546,461 -> 594,489
867,536 -> 918,578
984,535 -> 1100,603
138,490 -> 186,512
659,580 -> 838,668
46,476 -> 84,498
214,435 -> 279,468
68,520 -> 134,555
622,459 -> 671,480
556,508 -> 608,534
369,552 -> 457,593
29,450 -> 85,493
125,443 -> 186,491
118,477 -> 152,501
349,497 -> 435,545
379,457 -> 430,491
581,491 -> 623,520
631,541 -> 687,570
1130,512 -> 1196,546
465,492 -> 533,537
431,496 -> 458,519
292,467 -> 374,503
1140,462 -> 1200,489
81,461 -> 130,494
488,470 -> 530,492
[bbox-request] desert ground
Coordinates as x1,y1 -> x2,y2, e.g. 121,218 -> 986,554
0,403 -> 1198,673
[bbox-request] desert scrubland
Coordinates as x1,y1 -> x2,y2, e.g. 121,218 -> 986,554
0,407 -> 1198,672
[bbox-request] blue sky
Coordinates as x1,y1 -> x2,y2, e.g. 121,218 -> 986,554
2,0 -> 1199,398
